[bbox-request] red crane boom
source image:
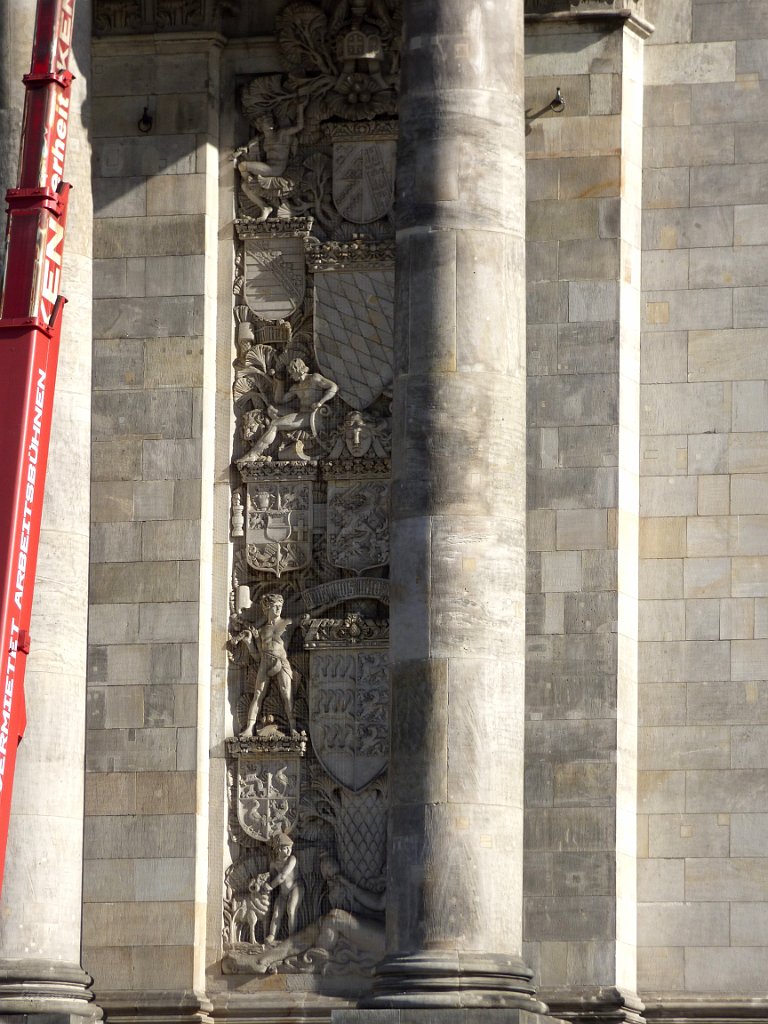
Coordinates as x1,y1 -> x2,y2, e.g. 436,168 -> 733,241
0,0 -> 76,892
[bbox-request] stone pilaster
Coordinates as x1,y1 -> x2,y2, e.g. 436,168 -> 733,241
81,28 -> 221,1023
362,0 -> 539,1009
0,0 -> 99,1021
523,8 -> 649,1024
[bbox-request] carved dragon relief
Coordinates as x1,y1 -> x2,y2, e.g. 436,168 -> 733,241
224,0 -> 398,984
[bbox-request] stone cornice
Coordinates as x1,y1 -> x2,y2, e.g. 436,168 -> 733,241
524,7 -> 655,37
92,29 -> 225,51
93,0 -> 238,36
526,0 -> 642,12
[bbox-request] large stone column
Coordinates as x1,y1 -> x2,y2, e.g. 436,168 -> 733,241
0,0 -> 98,1020
364,0 -> 539,1009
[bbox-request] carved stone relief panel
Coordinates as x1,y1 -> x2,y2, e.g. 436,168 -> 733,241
305,618 -> 389,792
244,481 -> 312,578
94,0 -> 238,33
314,265 -> 394,411
224,0 -> 400,991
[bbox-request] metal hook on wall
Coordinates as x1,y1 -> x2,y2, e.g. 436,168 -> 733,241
525,87 -> 565,133
138,106 -> 153,133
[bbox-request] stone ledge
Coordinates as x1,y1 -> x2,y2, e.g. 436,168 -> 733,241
643,998 -> 768,1024
334,1012 -> 564,1024
93,988 -> 213,1024
542,988 -> 645,1024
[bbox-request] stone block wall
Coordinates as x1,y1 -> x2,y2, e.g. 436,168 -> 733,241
82,36 -> 220,1012
638,0 -> 768,1004
522,14 -> 645,1011
71,3 -> 768,1020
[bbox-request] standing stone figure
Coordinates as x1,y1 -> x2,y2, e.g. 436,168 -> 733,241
233,593 -> 296,736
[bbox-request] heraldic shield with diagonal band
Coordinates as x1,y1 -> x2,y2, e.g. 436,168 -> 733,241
313,269 -> 394,411
243,238 -> 305,322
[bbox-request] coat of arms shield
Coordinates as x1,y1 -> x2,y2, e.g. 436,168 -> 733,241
313,269 -> 394,410
245,482 -> 312,577
308,648 -> 389,792
243,237 -> 305,322
327,481 -> 389,574
235,756 -> 300,843
332,139 -> 396,224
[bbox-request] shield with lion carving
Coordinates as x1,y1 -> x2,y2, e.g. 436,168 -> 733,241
308,647 -> 389,792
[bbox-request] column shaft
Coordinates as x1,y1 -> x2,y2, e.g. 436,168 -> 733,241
0,0 -> 97,1019
370,0 -> 539,1008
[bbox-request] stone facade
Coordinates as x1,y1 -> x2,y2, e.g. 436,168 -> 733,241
1,0 -> 768,1023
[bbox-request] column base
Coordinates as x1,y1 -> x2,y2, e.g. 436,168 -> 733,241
0,959 -> 102,1021
362,952 -> 548,1012
541,988 -> 645,1024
